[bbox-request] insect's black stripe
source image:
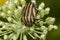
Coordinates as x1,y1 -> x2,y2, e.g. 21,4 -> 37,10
25,2 -> 32,25
31,9 -> 34,23
24,2 -> 31,25
33,2 -> 37,16
22,4 -> 27,24
26,3 -> 31,25
24,4 -> 29,25
30,3 -> 34,23
28,2 -> 34,25
22,5 -> 25,23
31,2 -> 37,22
30,2 -> 34,25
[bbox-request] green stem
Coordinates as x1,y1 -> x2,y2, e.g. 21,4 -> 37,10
28,32 -> 35,39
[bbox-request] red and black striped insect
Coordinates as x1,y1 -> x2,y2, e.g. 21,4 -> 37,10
22,2 -> 38,26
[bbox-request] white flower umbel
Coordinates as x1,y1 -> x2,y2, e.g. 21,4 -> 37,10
0,0 -> 57,40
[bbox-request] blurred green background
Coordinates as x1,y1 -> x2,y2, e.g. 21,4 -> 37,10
36,0 -> 60,40
0,0 -> 60,40
26,0 -> 60,40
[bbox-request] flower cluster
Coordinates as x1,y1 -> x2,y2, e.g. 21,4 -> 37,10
0,0 -> 57,40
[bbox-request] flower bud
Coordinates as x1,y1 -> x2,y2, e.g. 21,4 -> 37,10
40,10 -> 45,18
40,34 -> 45,40
7,3 -> 15,10
48,25 -> 54,31
38,2 -> 45,10
44,7 -> 50,15
45,17 -> 55,25
31,0 -> 36,4
7,17 -> 12,22
53,25 -> 58,30
39,21 -> 44,26
40,26 -> 46,31
1,12 -> 6,18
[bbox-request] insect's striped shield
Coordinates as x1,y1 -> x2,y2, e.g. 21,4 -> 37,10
22,2 -> 37,26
